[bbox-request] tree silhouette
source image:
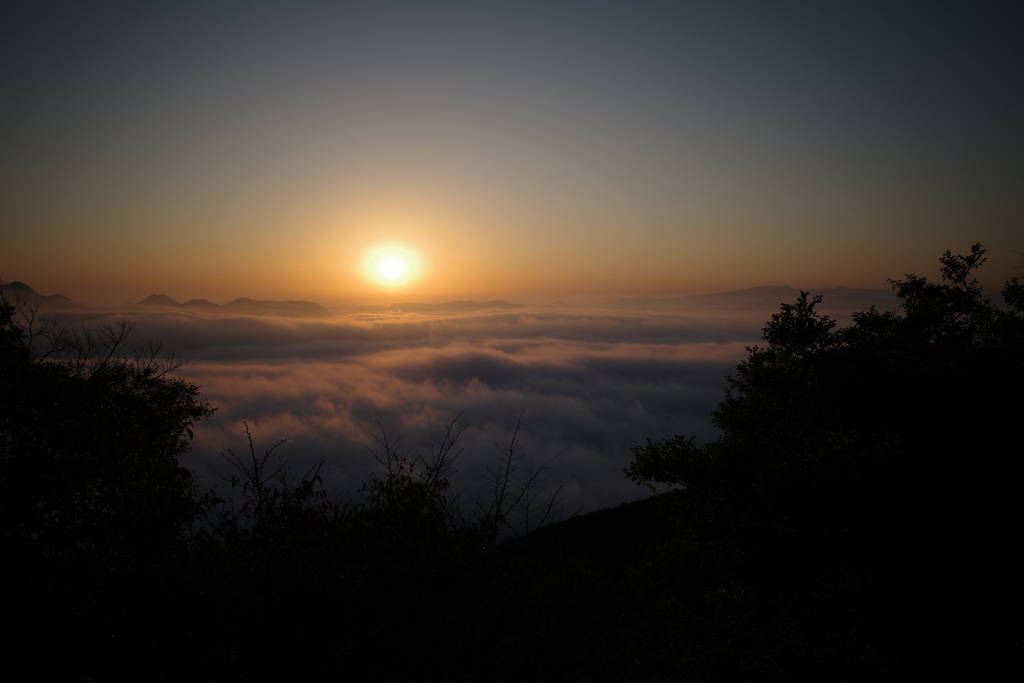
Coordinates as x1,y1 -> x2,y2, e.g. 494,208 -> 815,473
625,244 -> 1024,680
0,290 -> 215,679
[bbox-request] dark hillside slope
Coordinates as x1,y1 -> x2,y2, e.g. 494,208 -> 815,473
517,495 -> 676,579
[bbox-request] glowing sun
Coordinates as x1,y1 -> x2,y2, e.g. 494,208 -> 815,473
365,245 -> 419,287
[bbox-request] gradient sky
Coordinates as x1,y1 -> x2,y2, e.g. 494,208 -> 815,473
3,1 -> 1022,304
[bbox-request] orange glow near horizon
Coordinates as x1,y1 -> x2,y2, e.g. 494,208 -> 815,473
3,6 -> 1021,307
363,244 -> 422,289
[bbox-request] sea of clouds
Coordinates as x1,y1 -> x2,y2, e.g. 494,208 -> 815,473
55,304 -> 773,513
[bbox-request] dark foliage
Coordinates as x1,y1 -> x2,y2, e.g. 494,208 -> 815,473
0,293 -> 215,679
178,418 -> 623,682
624,244 -> 1024,680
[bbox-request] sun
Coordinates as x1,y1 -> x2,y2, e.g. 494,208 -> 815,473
364,245 -> 420,287
380,258 -> 404,280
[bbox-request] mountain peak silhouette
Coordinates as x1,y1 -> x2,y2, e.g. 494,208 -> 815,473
139,294 -> 180,306
1,281 -> 82,308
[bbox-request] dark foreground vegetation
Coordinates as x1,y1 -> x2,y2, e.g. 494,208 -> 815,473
2,246 -> 1022,681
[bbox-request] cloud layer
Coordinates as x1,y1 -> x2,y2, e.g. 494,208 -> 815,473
57,305 -> 768,512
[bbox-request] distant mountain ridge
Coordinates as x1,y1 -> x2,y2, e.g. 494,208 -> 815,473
609,285 -> 898,311
0,281 -> 82,309
139,294 -> 330,317
380,300 -> 525,313
140,295 -> 523,316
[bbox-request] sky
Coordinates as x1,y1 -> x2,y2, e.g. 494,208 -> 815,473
3,1 -> 1022,304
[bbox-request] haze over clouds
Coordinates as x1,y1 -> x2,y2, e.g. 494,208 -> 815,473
50,302 -> 771,512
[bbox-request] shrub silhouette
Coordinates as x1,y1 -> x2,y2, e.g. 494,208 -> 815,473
188,416 -> 598,681
625,244 -> 1024,680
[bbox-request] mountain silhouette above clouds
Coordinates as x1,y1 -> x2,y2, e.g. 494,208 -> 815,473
0,281 -> 83,309
139,294 -> 330,317
380,300 -> 525,313
609,284 -> 898,311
